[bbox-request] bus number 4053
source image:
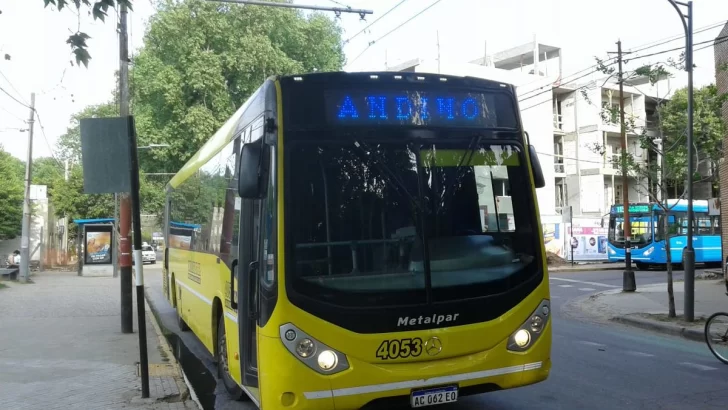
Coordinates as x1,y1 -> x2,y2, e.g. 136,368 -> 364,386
375,338 -> 423,360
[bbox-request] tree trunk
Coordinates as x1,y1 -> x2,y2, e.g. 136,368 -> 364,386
664,213 -> 676,318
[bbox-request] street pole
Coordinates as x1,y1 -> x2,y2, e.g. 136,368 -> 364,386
616,40 -> 636,292
128,117 -> 150,399
19,92 -> 36,283
667,0 -> 695,321
119,1 -> 133,334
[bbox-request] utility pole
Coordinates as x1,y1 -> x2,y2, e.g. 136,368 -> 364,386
667,0 -> 695,321
128,117 -> 150,399
19,92 -> 36,283
613,40 -> 636,292
119,1 -> 133,334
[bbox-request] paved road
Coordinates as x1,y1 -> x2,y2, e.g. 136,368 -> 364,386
144,266 -> 728,410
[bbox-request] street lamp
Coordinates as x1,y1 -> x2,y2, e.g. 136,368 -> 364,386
667,0 -> 695,322
137,143 -> 170,150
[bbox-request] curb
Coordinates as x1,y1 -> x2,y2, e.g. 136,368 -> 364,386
135,272 -> 203,410
549,265 -> 622,273
611,315 -> 704,342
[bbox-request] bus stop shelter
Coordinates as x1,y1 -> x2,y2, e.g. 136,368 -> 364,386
73,218 -> 115,277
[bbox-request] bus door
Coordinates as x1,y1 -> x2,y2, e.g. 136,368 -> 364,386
238,197 -> 260,388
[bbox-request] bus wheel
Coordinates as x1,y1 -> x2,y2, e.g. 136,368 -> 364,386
635,262 -> 648,271
217,316 -> 247,401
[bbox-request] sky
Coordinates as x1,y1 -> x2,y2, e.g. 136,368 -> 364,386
1,0 -> 727,161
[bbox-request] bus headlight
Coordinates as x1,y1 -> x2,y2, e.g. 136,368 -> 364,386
609,248 -> 616,255
643,246 -> 654,256
296,339 -> 316,358
514,329 -> 531,347
317,350 -> 338,371
508,299 -> 550,352
280,323 -> 350,375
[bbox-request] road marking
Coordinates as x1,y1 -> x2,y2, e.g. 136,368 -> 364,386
558,284 -> 573,288
550,277 -> 620,289
577,341 -> 607,348
626,351 -> 655,358
679,362 -> 718,371
579,287 -> 596,291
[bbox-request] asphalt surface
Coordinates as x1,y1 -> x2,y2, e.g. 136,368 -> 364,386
143,265 -> 728,410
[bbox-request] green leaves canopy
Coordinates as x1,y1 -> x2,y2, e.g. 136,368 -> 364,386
0,146 -> 25,239
658,84 -> 726,182
131,0 -> 345,172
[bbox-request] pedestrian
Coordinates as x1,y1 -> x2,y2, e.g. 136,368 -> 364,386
9,250 -> 20,267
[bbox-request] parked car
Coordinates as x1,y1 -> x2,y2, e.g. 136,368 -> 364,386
133,245 -> 157,264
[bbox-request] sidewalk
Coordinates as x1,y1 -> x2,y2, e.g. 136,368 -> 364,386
567,276 -> 728,341
0,271 -> 200,410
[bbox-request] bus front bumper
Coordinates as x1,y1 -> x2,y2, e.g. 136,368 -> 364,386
258,324 -> 551,410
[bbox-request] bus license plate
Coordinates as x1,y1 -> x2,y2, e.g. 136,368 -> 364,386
410,386 -> 458,407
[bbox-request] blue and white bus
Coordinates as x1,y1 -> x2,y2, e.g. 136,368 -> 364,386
607,199 -> 721,269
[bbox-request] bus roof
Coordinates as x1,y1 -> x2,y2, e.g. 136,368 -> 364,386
611,199 -> 710,213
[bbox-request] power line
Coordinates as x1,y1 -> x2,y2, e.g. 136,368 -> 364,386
328,0 -> 351,9
517,19 -> 726,100
31,109 -> 65,171
344,0 -> 409,44
628,20 -> 726,54
347,0 -> 444,67
0,86 -> 32,110
518,35 -> 728,112
0,70 -> 28,105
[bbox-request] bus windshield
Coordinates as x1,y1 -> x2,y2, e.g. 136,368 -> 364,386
287,139 -> 540,307
608,213 -> 653,248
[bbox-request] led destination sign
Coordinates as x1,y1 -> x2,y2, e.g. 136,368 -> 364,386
612,204 -> 651,214
325,90 -> 516,128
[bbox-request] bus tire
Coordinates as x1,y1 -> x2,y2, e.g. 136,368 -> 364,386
635,262 -> 648,270
217,316 -> 248,401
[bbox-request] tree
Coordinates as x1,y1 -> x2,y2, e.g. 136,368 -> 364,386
51,165 -> 115,223
0,145 -> 25,239
32,157 -> 64,194
57,101 -> 119,163
588,60 -> 678,315
658,84 -> 726,197
130,0 -> 345,173
588,57 -> 727,318
31,1 -> 135,67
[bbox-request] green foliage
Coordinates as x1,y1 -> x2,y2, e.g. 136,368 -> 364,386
32,158 -> 64,194
130,0 -> 345,172
57,101 -> 119,163
658,84 -> 726,176
0,146 -> 24,239
51,165 -> 115,223
41,0 -> 134,67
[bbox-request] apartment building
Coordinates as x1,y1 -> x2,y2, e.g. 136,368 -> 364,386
552,77 -> 668,219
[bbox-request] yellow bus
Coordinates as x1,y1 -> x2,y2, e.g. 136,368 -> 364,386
162,71 -> 551,409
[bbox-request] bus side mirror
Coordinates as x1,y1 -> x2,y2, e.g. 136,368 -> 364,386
528,145 -> 545,189
238,142 -> 269,199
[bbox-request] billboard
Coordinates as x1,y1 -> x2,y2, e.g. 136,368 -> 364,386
85,231 -> 112,264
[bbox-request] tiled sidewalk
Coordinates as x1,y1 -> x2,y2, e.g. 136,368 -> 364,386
0,271 -> 199,409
